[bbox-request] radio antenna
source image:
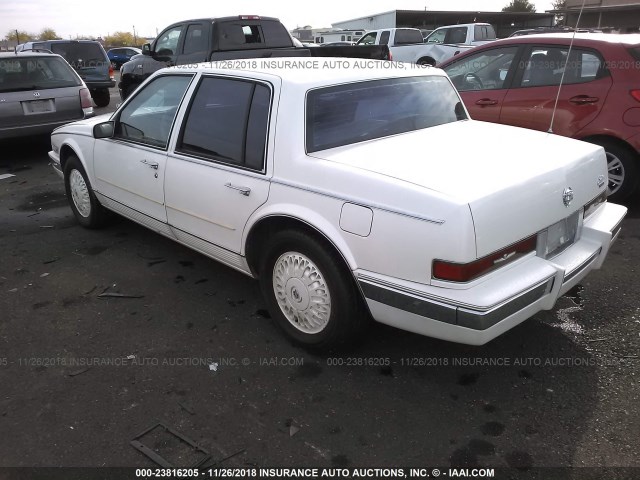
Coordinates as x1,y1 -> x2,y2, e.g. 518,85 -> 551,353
548,0 -> 587,133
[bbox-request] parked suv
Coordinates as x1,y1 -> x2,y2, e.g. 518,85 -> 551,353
17,40 -> 115,107
107,47 -> 141,68
440,33 -> 640,202
0,51 -> 93,140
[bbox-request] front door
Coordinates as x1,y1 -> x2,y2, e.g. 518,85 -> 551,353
442,46 -> 520,123
93,74 -> 193,222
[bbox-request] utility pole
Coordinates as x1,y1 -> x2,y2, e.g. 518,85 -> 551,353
15,29 -> 20,43
133,25 -> 137,46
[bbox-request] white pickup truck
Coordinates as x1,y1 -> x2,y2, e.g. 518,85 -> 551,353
358,23 -> 496,66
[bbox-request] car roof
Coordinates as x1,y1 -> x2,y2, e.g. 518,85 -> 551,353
0,51 -> 61,58
159,57 -> 448,87
439,33 -> 640,66
490,32 -> 640,46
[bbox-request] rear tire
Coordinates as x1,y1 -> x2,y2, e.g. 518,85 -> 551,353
587,139 -> 638,203
64,155 -> 107,229
92,88 -> 110,108
259,230 -> 368,350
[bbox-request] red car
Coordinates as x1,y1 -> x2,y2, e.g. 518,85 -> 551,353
440,33 -> 640,202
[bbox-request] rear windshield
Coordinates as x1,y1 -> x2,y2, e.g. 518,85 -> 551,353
0,56 -> 81,92
306,76 -> 467,153
48,42 -> 107,69
217,20 -> 293,50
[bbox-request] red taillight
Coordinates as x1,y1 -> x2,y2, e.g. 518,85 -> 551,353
630,90 -> 640,102
433,236 -> 537,283
109,64 -> 114,80
239,15 -> 260,20
79,87 -> 92,109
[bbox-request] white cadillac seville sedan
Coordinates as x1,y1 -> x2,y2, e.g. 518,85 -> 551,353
49,59 -> 627,349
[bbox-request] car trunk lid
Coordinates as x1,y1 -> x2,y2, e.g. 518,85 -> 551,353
0,86 -> 83,129
310,120 -> 607,257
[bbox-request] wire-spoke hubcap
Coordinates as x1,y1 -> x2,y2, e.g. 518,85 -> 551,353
272,252 -> 331,334
69,169 -> 91,218
606,152 -> 625,197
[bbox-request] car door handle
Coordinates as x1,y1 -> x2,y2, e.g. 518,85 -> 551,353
140,159 -> 159,170
569,95 -> 599,105
475,98 -> 498,106
225,183 -> 251,196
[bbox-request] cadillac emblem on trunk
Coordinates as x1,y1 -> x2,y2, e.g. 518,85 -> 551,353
562,187 -> 574,207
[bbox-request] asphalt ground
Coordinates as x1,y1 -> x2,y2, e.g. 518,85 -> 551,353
0,75 -> 639,476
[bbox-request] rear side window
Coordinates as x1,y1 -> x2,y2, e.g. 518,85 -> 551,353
183,24 -> 208,55
178,77 -> 271,170
0,56 -> 80,92
394,29 -> 423,45
306,76 -> 467,153
474,25 -> 496,41
520,46 -> 605,87
444,27 -> 468,44
380,31 -> 391,45
50,43 -> 107,69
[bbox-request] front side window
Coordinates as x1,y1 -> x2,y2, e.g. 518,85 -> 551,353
306,76 -> 467,153
115,75 -> 192,148
155,27 -> 182,56
358,32 -> 377,45
177,77 -> 271,170
426,29 -> 446,44
444,47 -> 518,91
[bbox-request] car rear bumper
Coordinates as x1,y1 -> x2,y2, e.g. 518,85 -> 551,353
357,202 -> 626,345
87,80 -> 116,90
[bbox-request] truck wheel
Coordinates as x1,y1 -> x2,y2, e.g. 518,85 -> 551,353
92,88 -> 110,108
259,229 -> 368,350
64,155 -> 108,228
587,139 -> 638,202
417,57 -> 436,66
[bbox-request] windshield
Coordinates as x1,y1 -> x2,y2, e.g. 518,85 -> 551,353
0,56 -> 81,92
306,76 -> 467,153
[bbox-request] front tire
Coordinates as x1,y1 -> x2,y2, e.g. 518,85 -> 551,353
259,230 -> 368,350
64,155 -> 107,228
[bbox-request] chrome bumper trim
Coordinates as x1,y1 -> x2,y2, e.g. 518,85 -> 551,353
359,276 -> 554,331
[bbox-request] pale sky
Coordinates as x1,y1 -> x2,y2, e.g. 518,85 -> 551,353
1,0 -> 556,40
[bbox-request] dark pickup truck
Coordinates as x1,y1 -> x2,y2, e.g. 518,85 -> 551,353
119,15 -> 390,99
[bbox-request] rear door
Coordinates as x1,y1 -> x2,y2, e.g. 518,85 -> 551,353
165,75 -> 274,254
499,45 -> 612,136
176,22 -> 211,65
442,46 -> 521,123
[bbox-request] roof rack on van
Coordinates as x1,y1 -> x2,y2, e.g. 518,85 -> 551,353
13,48 -> 54,55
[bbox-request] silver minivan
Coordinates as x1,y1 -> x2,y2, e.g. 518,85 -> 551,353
0,51 -> 93,140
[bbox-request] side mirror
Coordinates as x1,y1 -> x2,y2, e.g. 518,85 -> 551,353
142,43 -> 151,56
93,121 -> 114,139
